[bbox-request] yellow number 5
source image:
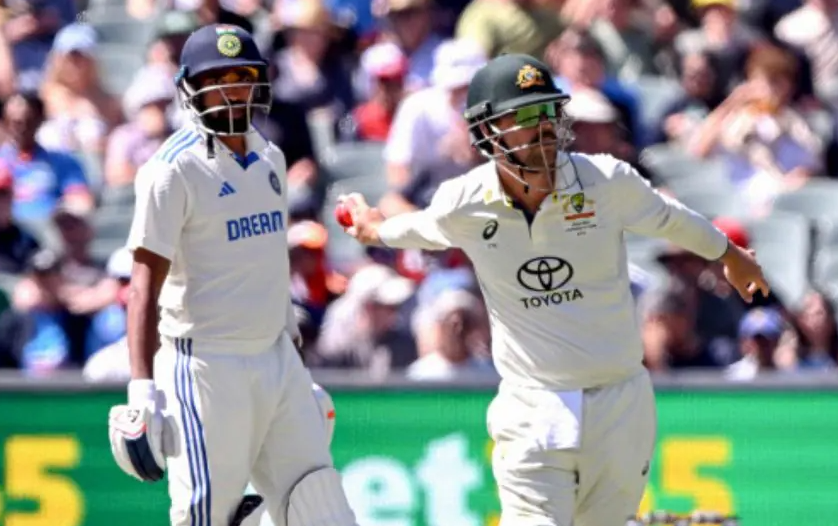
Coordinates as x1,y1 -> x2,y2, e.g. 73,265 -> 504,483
661,437 -> 733,514
5,435 -> 84,526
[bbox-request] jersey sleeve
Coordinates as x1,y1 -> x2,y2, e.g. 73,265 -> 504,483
378,178 -> 461,251
611,159 -> 728,260
126,160 -> 191,261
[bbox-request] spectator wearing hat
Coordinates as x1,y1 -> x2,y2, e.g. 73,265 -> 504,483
545,28 -> 643,148
103,67 -> 177,189
0,91 -> 93,224
0,162 -> 40,274
348,42 -> 409,142
380,38 -> 486,217
37,23 -> 123,155
725,307 -> 791,380
314,263 -> 418,376
407,289 -> 496,381
456,0 -> 565,60
144,11 -> 200,77
288,220 -> 343,324
373,0 -> 444,91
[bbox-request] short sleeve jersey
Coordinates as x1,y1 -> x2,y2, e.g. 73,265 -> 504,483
127,123 -> 291,354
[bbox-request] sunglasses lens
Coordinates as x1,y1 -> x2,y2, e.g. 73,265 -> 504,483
515,104 -> 556,126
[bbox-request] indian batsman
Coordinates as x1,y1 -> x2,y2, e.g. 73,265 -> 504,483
338,54 -> 769,526
107,24 -> 357,526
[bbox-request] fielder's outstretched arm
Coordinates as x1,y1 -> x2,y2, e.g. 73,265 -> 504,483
611,158 -> 770,301
339,180 -> 458,250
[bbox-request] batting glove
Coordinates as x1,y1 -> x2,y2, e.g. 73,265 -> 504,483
108,379 -> 169,482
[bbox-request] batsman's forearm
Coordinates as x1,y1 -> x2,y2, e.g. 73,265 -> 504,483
126,288 -> 160,380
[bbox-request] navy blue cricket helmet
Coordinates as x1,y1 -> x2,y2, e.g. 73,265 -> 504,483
175,24 -> 271,136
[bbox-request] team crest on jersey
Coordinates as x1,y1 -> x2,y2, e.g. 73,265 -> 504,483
516,65 -> 545,89
269,171 -> 282,195
560,192 -> 597,235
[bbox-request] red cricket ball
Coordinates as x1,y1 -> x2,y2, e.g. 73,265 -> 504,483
334,203 -> 354,228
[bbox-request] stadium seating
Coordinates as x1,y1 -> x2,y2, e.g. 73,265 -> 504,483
772,179 -> 838,220
633,75 -> 684,133
640,144 -> 730,193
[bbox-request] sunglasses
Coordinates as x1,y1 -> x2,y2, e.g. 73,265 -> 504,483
514,104 -> 557,127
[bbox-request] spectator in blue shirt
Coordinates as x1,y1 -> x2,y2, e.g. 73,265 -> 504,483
0,91 -> 93,225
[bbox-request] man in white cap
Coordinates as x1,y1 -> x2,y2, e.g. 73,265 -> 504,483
380,38 -> 488,217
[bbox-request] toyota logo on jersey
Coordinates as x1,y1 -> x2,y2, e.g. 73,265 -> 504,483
516,256 -> 583,309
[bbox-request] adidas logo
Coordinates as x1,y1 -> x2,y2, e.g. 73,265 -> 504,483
218,181 -> 236,197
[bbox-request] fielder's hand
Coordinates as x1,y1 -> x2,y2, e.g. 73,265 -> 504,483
108,379 -> 171,482
719,241 -> 770,303
337,193 -> 386,245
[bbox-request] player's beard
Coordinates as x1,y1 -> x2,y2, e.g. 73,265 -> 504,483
523,132 -> 559,172
203,108 -> 251,135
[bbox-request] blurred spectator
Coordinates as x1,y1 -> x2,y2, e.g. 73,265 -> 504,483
288,220 -> 343,326
0,31 -> 18,98
256,100 -> 321,221
588,0 -> 663,81
0,163 -> 39,274
272,0 -> 355,130
688,44 -> 824,214
406,289 -> 496,381
725,307 -> 788,380
649,50 -> 724,145
546,27 -> 643,147
144,11 -> 200,77
655,244 -> 745,359
49,204 -> 109,315
674,0 -> 760,93
37,23 -> 123,155
786,288 -> 838,370
640,281 -> 733,371
84,246 -> 129,361
373,0 -> 444,91
0,91 -> 93,224
314,264 -> 418,377
774,0 -> 838,110
347,42 -> 409,142
379,38 -> 486,216
3,0 -> 73,92
455,0 -> 565,59
129,0 -> 253,31
0,248 -> 87,373
564,88 -> 651,179
104,67 -> 177,189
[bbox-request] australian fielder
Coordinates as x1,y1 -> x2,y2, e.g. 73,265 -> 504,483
107,25 -> 357,526
339,54 -> 769,526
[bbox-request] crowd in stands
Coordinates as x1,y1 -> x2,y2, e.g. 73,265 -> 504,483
1,0 -> 837,382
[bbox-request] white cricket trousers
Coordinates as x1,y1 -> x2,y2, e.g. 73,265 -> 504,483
153,332 -> 333,526
488,370 -> 657,526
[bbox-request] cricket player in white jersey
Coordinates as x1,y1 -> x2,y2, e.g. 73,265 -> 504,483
338,54 -> 770,526
106,24 -> 357,526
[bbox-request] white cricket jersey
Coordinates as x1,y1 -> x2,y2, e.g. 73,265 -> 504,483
378,153 -> 729,390
127,123 -> 295,354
